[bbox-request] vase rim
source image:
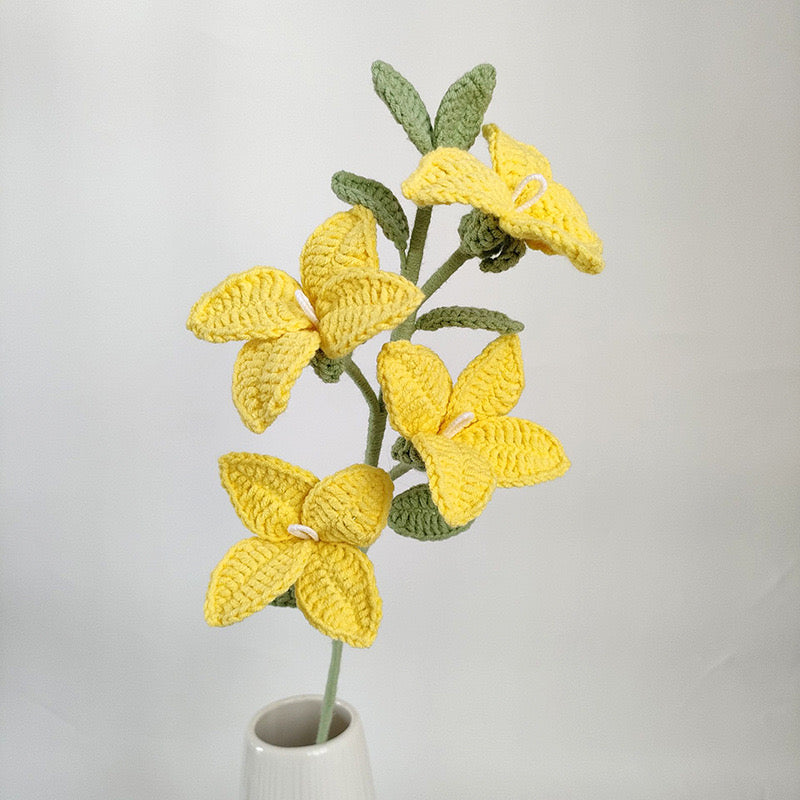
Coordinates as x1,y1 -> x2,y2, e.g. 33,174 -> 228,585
246,694 -> 362,754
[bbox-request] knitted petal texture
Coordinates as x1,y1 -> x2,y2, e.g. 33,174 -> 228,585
219,453 -> 318,544
412,432 -> 495,527
455,417 -> 570,487
205,538 -> 313,626
315,270 -> 424,359
445,334 -> 523,428
377,341 -> 452,439
301,464 -> 393,548
187,268 -> 311,342
295,543 -> 382,648
232,332 -> 321,433
299,206 -> 379,307
484,123 -> 553,188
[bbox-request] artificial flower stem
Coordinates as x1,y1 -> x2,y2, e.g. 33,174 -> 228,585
389,463 -> 412,481
405,206 -> 432,285
315,638 -> 343,743
342,356 -> 380,414
419,247 -> 471,302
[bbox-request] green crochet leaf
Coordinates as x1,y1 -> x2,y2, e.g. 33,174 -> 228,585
331,171 -> 409,253
415,306 -> 524,335
270,586 -> 297,608
391,436 -> 426,470
371,61 -> 433,155
433,64 -> 496,150
310,350 -> 344,383
389,484 -> 474,541
480,237 -> 527,273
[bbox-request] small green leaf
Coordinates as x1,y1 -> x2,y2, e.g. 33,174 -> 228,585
388,484 -> 473,541
391,436 -> 426,470
415,306 -> 524,334
331,171 -> 409,252
372,61 -> 433,154
310,350 -> 344,383
433,64 -> 496,150
270,586 -> 297,608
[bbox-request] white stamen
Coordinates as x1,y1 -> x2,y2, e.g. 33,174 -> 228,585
511,173 -> 548,211
287,523 -> 320,542
442,411 -> 476,438
294,289 -> 319,326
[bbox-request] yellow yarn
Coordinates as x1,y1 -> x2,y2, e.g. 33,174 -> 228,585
187,206 -> 424,433
205,453 -> 393,648
377,334 -> 570,527
401,124 -> 604,275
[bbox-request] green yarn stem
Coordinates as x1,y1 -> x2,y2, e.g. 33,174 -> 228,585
389,463 -> 412,481
315,638 -> 343,743
419,247 -> 471,301
342,356 -> 379,414
405,206 -> 432,284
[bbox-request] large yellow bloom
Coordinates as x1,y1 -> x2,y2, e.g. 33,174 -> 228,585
402,124 -> 604,275
187,206 -> 424,432
205,453 -> 393,648
377,334 -> 569,527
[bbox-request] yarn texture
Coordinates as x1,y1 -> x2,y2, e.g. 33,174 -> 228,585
205,453 -> 392,648
377,334 -> 570,527
402,124 -> 604,275
187,206 -> 423,432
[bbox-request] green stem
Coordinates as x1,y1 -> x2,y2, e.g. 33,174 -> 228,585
404,206 -> 432,284
389,463 -> 412,481
342,355 -> 379,414
419,247 -> 471,302
315,639 -> 343,743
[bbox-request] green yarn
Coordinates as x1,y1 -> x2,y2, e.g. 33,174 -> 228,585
480,237 -> 527,273
371,61 -> 433,155
458,209 -> 526,272
270,586 -> 297,608
389,484 -> 474,541
391,436 -> 426,470
433,64 -> 496,150
415,305 -> 524,335
310,350 -> 344,383
331,171 -> 409,253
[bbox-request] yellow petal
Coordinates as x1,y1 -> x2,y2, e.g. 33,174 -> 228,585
299,206 -> 379,307
232,331 -> 320,433
219,452 -> 318,543
301,464 -> 393,548
482,124 -> 553,191
204,537 -> 312,626
187,267 -> 312,342
401,148 -> 509,217
377,341 -> 452,439
315,270 -> 424,359
412,432 -> 495,527
444,334 -> 524,428
454,417 -> 570,487
295,543 -> 382,648
501,181 -> 605,275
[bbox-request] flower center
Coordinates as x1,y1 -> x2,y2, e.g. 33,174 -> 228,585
294,289 -> 319,326
287,523 -> 320,542
442,411 -> 475,438
511,173 -> 548,211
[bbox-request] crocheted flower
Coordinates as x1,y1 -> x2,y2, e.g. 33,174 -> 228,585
377,334 -> 569,527
205,453 -> 393,648
402,124 -> 604,275
187,206 -> 424,432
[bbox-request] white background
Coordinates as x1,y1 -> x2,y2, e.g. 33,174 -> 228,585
2,1 -> 798,798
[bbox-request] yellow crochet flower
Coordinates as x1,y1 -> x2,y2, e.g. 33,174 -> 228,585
205,453 -> 393,648
402,124 -> 604,275
377,334 -> 569,527
187,206 -> 424,432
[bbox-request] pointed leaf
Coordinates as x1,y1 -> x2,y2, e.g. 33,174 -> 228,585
415,306 -> 524,334
388,483 -> 473,541
331,172 -> 409,252
433,64 -> 496,150
371,60 -> 433,154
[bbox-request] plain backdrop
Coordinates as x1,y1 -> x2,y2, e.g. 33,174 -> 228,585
2,1 -> 798,798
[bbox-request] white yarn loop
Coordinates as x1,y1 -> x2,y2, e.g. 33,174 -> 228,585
287,523 -> 320,542
511,173 -> 548,211
294,289 -> 319,326
442,411 -> 476,438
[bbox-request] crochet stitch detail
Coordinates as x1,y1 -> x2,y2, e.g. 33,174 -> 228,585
389,483 -> 474,541
415,306 -> 524,335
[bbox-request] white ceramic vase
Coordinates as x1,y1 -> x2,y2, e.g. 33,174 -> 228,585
240,695 -> 376,800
